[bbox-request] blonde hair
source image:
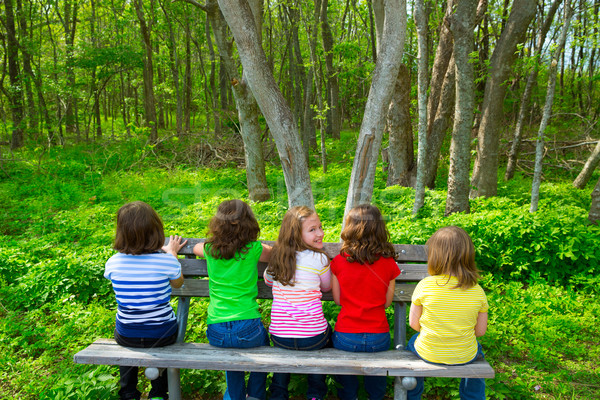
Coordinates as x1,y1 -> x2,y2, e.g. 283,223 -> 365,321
266,206 -> 327,286
426,226 -> 480,289
340,204 -> 395,264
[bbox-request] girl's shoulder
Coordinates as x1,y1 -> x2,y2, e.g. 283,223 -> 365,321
297,249 -> 329,266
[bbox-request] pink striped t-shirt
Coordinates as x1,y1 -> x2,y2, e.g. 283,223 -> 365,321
264,249 -> 331,338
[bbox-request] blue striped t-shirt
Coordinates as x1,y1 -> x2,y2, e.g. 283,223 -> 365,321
104,252 -> 182,338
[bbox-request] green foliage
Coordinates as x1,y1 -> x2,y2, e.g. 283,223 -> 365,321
1,139 -> 599,399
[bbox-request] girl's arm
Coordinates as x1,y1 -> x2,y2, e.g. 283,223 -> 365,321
259,243 -> 272,262
409,304 -> 422,332
331,274 -> 341,305
385,279 -> 396,308
170,274 -> 185,288
475,312 -> 488,337
193,242 -> 205,258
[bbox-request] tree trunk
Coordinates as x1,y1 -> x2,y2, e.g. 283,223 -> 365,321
64,0 -> 79,139
4,0 -> 25,149
412,0 -> 429,215
471,0 -> 536,198
445,0 -> 478,215
386,63 -> 415,187
530,2 -> 572,213
16,0 -> 37,137
134,0 -> 158,141
573,138 -> 600,189
321,0 -> 341,140
159,0 -> 184,136
589,177 -> 600,224
184,21 -> 193,133
217,0 -> 313,207
344,0 -> 406,217
505,0 -> 561,181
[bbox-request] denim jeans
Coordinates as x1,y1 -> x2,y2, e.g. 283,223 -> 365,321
269,324 -> 332,400
406,333 -> 486,400
114,329 -> 178,400
206,318 -> 270,400
332,331 -> 391,400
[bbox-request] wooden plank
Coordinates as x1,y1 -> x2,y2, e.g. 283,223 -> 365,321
168,239 -> 427,263
179,259 -> 427,281
172,280 -> 416,302
74,339 -> 494,379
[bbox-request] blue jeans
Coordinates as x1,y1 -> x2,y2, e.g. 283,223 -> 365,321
269,324 -> 332,400
332,331 -> 391,400
406,333 -> 486,400
206,318 -> 270,400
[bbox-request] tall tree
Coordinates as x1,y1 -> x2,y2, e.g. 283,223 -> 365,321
530,2 -> 572,213
217,0 -> 313,207
445,0 -> 479,215
134,0 -> 159,141
470,0 -> 536,198
321,0 -> 340,140
412,0 -> 430,215
3,0 -> 25,149
505,0 -> 562,181
344,0 -> 406,217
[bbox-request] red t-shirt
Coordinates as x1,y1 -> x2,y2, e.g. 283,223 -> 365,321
331,254 -> 400,333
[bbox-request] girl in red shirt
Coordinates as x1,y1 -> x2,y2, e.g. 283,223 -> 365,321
331,204 -> 400,400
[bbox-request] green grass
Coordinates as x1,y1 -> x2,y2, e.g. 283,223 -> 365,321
0,134 -> 599,399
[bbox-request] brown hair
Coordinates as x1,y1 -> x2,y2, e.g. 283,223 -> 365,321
267,206 -> 328,286
205,199 -> 260,260
113,201 -> 165,255
340,204 -> 396,264
426,226 -> 480,289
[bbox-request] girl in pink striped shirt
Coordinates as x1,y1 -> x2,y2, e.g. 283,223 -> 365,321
264,206 -> 332,400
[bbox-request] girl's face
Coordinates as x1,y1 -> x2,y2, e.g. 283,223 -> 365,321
301,214 -> 324,249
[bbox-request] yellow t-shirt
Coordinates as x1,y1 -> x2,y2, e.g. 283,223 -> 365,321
412,275 -> 488,364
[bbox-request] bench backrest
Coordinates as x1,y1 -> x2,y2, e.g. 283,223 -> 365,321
171,239 -> 428,303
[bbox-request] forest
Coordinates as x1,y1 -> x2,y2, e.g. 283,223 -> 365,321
1,0 -> 599,399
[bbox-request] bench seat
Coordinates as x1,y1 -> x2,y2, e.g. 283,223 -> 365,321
75,339 -> 495,379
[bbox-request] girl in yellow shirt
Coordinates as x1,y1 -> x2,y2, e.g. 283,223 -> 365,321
407,226 -> 488,400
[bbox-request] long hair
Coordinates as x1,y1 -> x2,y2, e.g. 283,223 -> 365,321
426,226 -> 480,289
340,204 -> 396,264
267,206 -> 327,286
113,201 -> 165,255
205,199 -> 260,260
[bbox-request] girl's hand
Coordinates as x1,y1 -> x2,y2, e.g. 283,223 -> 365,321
163,235 -> 188,257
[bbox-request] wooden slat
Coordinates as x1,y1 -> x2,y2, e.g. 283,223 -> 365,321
172,280 -> 416,302
74,339 -> 494,379
167,238 -> 427,263
180,258 -> 427,282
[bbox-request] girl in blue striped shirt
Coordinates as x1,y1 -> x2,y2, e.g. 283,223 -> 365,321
105,201 -> 187,400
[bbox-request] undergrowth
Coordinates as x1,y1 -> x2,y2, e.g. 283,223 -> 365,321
0,134 -> 598,399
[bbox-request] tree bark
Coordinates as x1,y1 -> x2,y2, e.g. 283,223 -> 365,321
4,0 -> 25,149
573,138 -> 600,189
134,0 -> 158,141
16,0 -> 37,136
589,177 -> 600,224
505,0 -> 561,181
471,0 -> 536,198
217,0 -> 313,207
530,2 -> 572,213
445,0 -> 478,215
386,63 -> 415,187
321,0 -> 341,140
345,0 -> 406,217
412,0 -> 429,215
63,0 -> 79,139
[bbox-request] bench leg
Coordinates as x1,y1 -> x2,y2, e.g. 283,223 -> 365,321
168,368 -> 181,400
394,377 -> 408,400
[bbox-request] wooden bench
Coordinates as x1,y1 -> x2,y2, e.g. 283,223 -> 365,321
74,240 -> 494,400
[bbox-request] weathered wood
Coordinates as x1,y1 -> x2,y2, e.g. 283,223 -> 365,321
169,238 -> 427,263
172,280 -> 417,302
75,339 -> 494,379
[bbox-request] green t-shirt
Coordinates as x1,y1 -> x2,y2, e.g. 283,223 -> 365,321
204,241 -> 262,324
